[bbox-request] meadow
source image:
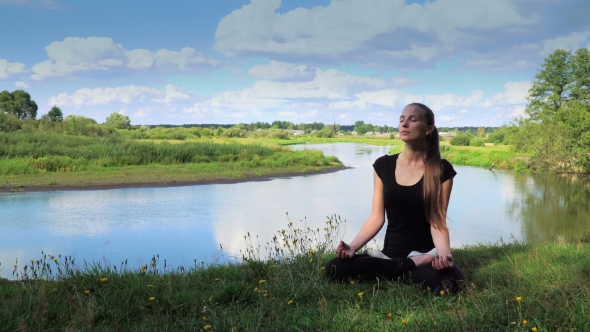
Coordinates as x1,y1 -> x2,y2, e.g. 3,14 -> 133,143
1,216 -> 588,331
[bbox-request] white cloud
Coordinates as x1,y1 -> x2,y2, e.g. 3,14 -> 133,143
14,81 -> 28,88
541,31 -> 590,56
31,37 -> 218,80
425,90 -> 484,111
0,59 -> 28,79
248,60 -> 314,80
214,0 -> 532,62
482,81 -> 531,107
329,89 -> 422,109
47,84 -> 190,107
391,75 -> 418,87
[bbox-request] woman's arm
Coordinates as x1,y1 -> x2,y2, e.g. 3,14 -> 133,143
431,177 -> 453,269
336,171 -> 385,259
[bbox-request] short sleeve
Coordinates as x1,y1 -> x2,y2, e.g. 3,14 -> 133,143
372,155 -> 388,180
440,159 -> 456,183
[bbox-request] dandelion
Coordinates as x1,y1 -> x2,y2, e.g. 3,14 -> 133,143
358,292 -> 364,297
254,287 -> 258,292
147,284 -> 153,287
13,264 -> 17,269
259,279 -> 267,284
309,249 -> 315,254
270,265 -> 276,268
53,258 -> 58,263
100,277 -> 108,282
289,222 -> 294,226
531,328 -> 538,332
203,325 -> 212,330
202,316 -> 207,321
523,319 -> 528,326
288,300 -> 294,305
208,296 -> 213,301
149,297 -> 155,301
84,290 -> 90,294
387,313 -> 393,318
214,278 -> 220,281
401,319 -> 407,325
309,258 -> 313,263
321,266 -> 325,270
263,293 -> 268,297
440,290 -> 446,296
516,296 -> 522,302
30,260 -> 34,263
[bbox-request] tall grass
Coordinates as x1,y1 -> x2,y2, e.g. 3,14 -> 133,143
0,132 -> 340,175
1,215 -> 589,331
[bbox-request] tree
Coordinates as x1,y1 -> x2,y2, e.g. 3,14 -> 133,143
477,126 -> 485,136
354,120 -> 365,127
47,105 -> 63,122
105,112 -> 131,129
0,89 -> 38,119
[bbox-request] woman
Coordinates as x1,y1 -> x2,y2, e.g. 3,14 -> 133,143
325,103 -> 465,292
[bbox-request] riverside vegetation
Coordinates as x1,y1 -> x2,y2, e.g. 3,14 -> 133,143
1,215 -> 589,331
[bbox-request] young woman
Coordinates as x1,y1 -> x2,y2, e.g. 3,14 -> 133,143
325,103 -> 465,292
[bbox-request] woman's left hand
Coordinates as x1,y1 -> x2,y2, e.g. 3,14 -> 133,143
432,254 -> 453,270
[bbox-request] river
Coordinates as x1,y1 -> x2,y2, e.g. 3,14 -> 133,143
1,143 -> 589,278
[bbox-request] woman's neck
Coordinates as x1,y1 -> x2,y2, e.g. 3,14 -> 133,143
399,144 -> 425,166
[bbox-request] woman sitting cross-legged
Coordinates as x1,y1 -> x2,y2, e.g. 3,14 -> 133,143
325,103 -> 466,292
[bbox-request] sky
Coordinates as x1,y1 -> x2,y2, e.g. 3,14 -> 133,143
1,0 -> 589,127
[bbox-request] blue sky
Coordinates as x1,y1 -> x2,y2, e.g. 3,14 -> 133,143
1,0 -> 589,126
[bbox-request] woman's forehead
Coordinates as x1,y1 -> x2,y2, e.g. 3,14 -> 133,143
400,105 -> 424,117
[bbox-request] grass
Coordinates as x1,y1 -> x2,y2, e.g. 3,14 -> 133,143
388,142 -> 529,170
1,216 -> 589,331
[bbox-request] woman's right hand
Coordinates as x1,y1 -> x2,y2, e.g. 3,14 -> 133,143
336,241 -> 356,259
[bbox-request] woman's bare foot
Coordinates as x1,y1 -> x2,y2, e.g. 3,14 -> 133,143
409,254 -> 435,267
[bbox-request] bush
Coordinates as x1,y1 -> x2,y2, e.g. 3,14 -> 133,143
222,127 -> 248,138
450,134 -> 471,146
469,138 -> 485,147
314,129 -> 334,138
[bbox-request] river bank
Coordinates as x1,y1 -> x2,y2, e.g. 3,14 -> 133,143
2,220 -> 588,331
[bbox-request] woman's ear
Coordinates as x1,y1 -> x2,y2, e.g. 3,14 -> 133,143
426,126 -> 434,136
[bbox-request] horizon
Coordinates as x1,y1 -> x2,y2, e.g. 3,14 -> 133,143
1,0 -> 589,127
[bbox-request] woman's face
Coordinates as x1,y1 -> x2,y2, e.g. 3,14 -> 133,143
398,105 -> 433,143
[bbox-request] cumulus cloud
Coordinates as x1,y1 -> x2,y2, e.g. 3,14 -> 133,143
425,90 -> 484,111
31,37 -> 218,80
15,81 -> 28,88
541,31 -> 590,56
248,60 -> 314,81
47,84 -> 190,107
214,0 -> 532,63
482,81 -> 531,107
0,59 -> 28,79
329,89 -> 422,109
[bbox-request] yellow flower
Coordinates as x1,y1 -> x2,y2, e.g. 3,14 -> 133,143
203,325 -> 212,330
309,258 -> 313,263
149,296 -> 155,301
100,278 -> 108,282
254,287 -> 258,292
516,296 -> 522,302
30,260 -> 34,263
226,265 -> 230,269
523,319 -> 528,326
147,284 -> 153,287
531,328 -> 538,332
350,281 -> 355,284
357,292 -> 364,297
13,264 -> 17,269
53,258 -> 58,263
288,222 -> 294,226
440,290 -> 445,296
214,278 -> 220,281
387,313 -> 393,318
208,296 -> 213,301
401,319 -> 407,325
287,300 -> 294,305
259,279 -> 267,284
270,265 -> 276,268
84,290 -> 90,294
263,293 -> 268,297
321,266 -> 325,270
202,316 -> 207,321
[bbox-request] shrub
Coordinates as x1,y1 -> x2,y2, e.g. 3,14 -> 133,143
450,134 -> 471,146
469,138 -> 485,147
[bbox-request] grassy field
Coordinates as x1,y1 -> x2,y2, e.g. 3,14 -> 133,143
1,217 -> 588,331
0,132 -> 343,190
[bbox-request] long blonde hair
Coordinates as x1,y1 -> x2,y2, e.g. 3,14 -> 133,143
408,103 -> 447,230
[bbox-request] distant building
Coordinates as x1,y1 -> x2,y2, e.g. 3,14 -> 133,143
289,130 -> 305,136
365,131 -> 375,136
439,132 -> 458,138
351,131 -> 358,135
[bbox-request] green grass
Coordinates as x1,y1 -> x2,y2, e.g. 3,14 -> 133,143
388,143 -> 529,170
1,217 -> 589,331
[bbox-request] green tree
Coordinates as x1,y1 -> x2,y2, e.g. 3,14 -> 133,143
354,120 -> 365,127
0,89 -> 38,119
105,112 -> 131,129
47,105 -> 63,122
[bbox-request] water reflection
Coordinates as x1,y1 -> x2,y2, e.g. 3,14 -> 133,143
508,173 -> 590,242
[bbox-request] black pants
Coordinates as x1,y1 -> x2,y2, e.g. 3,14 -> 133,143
325,254 -> 466,292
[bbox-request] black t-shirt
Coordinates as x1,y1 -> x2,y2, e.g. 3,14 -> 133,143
372,153 -> 457,258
